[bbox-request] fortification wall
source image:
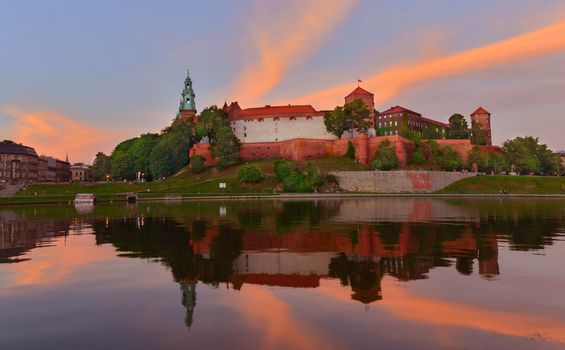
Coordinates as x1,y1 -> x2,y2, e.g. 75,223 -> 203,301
188,135 -> 415,167
330,170 -> 476,193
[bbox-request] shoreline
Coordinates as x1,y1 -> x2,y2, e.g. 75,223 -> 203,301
1,192 -> 565,206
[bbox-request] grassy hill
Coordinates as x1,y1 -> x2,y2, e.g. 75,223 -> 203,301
438,175 -> 565,194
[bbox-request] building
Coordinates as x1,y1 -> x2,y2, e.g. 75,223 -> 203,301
183,71 -> 493,166
0,141 -> 39,184
71,163 -> 93,182
39,156 -> 70,182
376,106 -> 450,138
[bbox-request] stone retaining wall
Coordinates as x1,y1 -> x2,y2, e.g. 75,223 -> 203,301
330,171 -> 476,193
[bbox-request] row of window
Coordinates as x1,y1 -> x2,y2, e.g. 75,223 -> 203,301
233,116 -> 316,124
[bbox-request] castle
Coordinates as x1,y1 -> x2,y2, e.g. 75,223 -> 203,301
181,71 -> 494,166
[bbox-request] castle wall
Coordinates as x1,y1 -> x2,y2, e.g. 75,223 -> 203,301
231,116 -> 336,143
189,135 -> 415,167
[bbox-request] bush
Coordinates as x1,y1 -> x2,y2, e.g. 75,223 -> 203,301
283,172 -> 312,192
274,158 -> 293,181
190,155 -> 206,174
371,140 -> 398,170
345,141 -> 356,159
238,165 -> 262,183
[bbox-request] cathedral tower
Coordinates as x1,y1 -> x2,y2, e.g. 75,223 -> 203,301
178,70 -> 197,119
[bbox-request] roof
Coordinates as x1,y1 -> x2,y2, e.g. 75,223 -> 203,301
379,105 -> 421,117
420,116 -> 450,128
345,86 -> 374,98
229,104 -> 320,121
471,107 -> 490,115
0,142 -> 38,157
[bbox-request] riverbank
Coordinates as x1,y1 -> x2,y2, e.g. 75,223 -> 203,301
1,158 -> 563,205
2,191 -> 565,206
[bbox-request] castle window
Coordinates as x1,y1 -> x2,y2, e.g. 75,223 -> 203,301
290,116 -> 296,120
274,117 -> 280,121
244,133 -> 247,137
258,118 -> 264,122
306,116 -> 312,120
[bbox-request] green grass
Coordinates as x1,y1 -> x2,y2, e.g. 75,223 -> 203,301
438,175 -> 565,194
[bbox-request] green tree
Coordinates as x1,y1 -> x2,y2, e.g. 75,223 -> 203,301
111,151 -> 135,180
92,152 -> 112,181
274,159 -> 293,182
129,133 -> 160,178
467,146 -> 490,172
502,136 -> 561,175
440,146 -> 462,171
324,99 -> 371,139
345,141 -> 356,159
210,124 -> 241,168
371,140 -> 398,170
238,165 -> 262,183
195,106 -> 227,141
448,114 -> 470,139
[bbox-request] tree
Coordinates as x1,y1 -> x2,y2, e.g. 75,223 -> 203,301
502,136 -> 561,175
238,165 -> 262,183
440,146 -> 462,171
92,152 -> 112,181
324,99 -> 371,139
129,133 -> 160,178
111,151 -> 135,180
210,124 -> 241,168
467,146 -> 490,172
448,114 -> 469,139
149,131 -> 192,178
345,141 -> 356,159
371,140 -> 398,170
195,105 -> 227,141
274,159 -> 293,182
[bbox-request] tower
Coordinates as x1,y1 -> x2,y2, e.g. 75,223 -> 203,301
470,107 -> 492,146
178,70 -> 197,119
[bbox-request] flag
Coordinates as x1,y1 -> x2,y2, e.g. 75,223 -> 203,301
358,79 -> 362,83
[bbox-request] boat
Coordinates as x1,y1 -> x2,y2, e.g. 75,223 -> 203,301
74,193 -> 96,204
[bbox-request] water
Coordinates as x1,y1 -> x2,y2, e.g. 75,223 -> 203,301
1,198 -> 564,349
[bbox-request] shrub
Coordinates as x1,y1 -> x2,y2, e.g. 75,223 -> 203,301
238,165 -> 262,183
274,158 -> 293,181
190,155 -> 206,174
345,141 -> 356,159
371,140 -> 398,170
283,172 -> 311,192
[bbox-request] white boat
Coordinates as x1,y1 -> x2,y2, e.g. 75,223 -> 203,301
74,193 -> 96,204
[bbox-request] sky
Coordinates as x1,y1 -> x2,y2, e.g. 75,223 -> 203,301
0,0 -> 564,163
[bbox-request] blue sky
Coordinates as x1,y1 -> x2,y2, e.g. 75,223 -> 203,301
0,0 -> 564,162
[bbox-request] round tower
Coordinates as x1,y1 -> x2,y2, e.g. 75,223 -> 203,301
470,107 -> 492,146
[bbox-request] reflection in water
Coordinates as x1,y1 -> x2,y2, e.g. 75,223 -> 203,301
1,198 -> 564,347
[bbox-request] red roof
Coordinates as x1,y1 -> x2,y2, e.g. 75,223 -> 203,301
229,104 -> 320,121
471,107 -> 490,115
420,116 -> 450,128
379,105 -> 421,117
345,86 -> 374,98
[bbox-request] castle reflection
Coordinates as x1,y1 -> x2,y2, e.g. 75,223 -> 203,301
1,198 -> 563,329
